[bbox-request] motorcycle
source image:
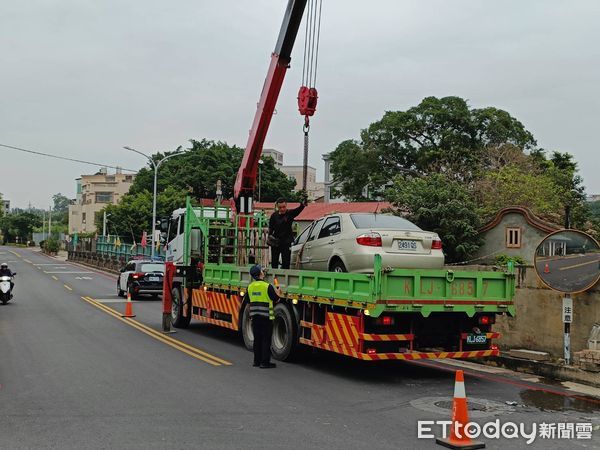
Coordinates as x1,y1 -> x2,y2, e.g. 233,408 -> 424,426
0,274 -> 15,304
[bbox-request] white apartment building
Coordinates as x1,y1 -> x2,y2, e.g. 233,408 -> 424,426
68,168 -> 135,234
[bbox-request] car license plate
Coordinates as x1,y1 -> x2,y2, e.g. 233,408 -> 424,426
466,334 -> 487,344
397,240 -> 417,251
149,276 -> 160,282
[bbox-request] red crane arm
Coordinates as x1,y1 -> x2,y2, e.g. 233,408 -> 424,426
233,0 -> 308,213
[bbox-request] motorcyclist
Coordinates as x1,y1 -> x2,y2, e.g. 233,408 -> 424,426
0,263 -> 15,293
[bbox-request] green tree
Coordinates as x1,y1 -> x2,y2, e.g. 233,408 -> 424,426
330,96 -> 536,200
97,186 -> 189,240
0,212 -> 42,243
386,174 -> 483,263
473,165 -> 564,221
52,193 -> 70,227
130,139 -> 296,202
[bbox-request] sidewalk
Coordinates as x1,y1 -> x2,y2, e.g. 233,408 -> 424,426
483,354 -> 600,388
35,249 -> 68,262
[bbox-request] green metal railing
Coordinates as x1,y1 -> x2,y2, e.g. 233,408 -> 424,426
95,235 -> 166,260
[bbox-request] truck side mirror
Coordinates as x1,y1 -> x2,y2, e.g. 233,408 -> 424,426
160,218 -> 170,233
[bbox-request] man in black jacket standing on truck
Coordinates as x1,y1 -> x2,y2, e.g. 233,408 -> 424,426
268,194 -> 307,269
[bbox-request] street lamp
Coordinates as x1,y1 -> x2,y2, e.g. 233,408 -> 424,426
124,146 -> 186,259
258,159 -> 264,202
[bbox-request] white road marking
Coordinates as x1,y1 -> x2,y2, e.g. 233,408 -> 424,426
34,263 -> 69,267
75,276 -> 93,280
44,271 -> 94,274
34,263 -> 71,266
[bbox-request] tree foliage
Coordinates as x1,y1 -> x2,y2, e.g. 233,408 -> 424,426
330,96 -> 536,200
101,139 -> 299,240
386,174 -> 482,263
97,186 -> 188,240
0,212 -> 42,243
130,139 -> 296,202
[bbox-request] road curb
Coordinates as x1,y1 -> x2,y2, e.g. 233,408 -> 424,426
65,258 -> 121,276
483,355 -> 600,388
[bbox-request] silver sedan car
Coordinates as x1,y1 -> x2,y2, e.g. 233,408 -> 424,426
290,213 -> 444,273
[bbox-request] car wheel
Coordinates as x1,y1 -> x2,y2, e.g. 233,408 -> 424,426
171,286 -> 191,328
240,301 -> 253,351
117,280 -> 125,297
271,303 -> 298,361
126,282 -> 139,300
330,259 -> 347,273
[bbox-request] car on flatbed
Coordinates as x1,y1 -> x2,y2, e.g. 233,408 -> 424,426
290,213 -> 444,273
117,259 -> 165,299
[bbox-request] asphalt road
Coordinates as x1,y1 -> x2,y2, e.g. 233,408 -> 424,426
536,254 -> 600,292
1,246 -> 599,449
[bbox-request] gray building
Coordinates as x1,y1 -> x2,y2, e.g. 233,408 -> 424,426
2,199 -> 9,215
473,206 -> 561,265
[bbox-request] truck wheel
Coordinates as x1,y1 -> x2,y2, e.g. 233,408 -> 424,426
240,301 -> 254,351
271,303 -> 298,361
171,287 -> 191,328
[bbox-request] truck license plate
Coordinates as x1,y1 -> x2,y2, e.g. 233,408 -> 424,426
466,334 -> 487,344
398,240 -> 417,251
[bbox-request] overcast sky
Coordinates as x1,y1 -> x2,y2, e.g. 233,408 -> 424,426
2,0 -> 599,209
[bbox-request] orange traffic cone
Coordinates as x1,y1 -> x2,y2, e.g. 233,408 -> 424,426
436,370 -> 485,449
544,263 -> 550,274
122,290 -> 136,318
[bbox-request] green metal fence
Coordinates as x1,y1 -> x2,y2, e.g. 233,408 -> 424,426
95,235 -> 165,260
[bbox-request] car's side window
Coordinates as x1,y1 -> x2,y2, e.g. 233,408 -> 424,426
318,217 -> 341,240
307,219 -> 324,242
294,225 -> 311,246
126,262 -> 135,272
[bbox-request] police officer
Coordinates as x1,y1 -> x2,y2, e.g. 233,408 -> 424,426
248,264 -> 281,368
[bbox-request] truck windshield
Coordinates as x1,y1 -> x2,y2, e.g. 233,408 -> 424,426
350,214 -> 421,231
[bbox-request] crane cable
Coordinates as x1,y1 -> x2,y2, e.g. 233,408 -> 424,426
299,0 -> 322,193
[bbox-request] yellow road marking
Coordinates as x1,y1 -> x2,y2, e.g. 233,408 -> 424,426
81,297 -> 230,366
64,284 -> 73,291
52,276 -> 58,281
559,258 -> 600,271
9,251 -> 21,258
24,259 -> 32,264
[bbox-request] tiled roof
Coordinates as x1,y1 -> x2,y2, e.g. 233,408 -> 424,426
479,206 -> 561,234
254,201 -> 393,221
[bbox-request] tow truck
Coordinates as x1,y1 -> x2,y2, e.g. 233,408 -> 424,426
160,0 -> 515,362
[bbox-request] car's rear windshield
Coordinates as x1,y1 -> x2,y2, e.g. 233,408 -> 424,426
350,214 -> 421,230
140,263 -> 164,273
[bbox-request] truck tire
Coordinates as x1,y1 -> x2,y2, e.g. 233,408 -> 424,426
271,302 -> 299,361
240,301 -> 254,351
171,286 -> 191,328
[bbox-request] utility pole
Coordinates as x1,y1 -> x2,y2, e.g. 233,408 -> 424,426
124,146 -> 186,259
103,210 -> 107,237
48,206 -> 52,239
258,159 -> 263,202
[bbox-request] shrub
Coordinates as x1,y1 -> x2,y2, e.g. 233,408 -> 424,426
44,237 -> 60,254
494,254 -> 527,266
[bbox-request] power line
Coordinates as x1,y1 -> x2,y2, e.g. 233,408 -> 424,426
0,143 -> 138,172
